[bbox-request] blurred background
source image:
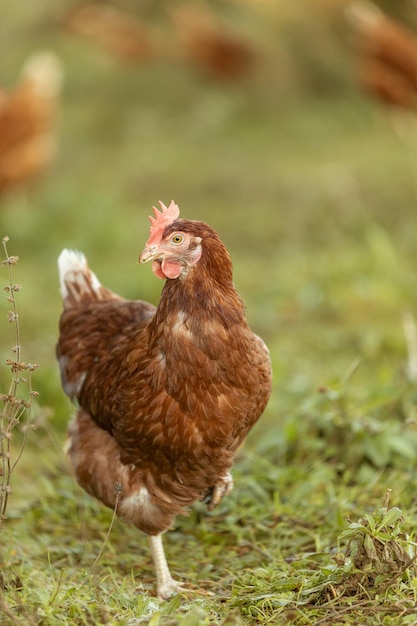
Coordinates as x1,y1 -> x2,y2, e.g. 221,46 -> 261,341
2,0 -> 417,468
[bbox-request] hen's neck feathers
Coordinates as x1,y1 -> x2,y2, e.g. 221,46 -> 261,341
151,220 -> 246,329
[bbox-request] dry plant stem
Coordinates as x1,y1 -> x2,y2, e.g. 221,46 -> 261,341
0,237 -> 38,528
0,597 -> 23,625
91,483 -> 122,569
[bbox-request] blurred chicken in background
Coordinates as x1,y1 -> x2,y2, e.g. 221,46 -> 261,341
66,5 -> 153,63
170,4 -> 256,81
348,1 -> 417,110
0,52 -> 63,195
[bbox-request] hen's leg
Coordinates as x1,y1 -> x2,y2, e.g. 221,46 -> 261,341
149,534 -> 179,600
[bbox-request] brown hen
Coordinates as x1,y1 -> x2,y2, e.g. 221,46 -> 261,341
56,200 -> 272,599
0,52 -> 62,194
348,2 -> 417,109
170,5 -> 255,80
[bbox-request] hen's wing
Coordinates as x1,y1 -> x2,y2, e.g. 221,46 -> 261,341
57,298 -> 155,406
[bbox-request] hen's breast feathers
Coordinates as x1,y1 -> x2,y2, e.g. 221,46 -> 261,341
59,296 -> 270,456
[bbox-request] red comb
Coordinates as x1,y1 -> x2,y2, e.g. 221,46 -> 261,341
147,200 -> 180,245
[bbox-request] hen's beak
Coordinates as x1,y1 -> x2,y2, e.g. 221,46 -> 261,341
139,245 -> 158,264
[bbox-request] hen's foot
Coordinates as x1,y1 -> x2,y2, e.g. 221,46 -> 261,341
156,576 -> 183,600
206,472 -> 234,511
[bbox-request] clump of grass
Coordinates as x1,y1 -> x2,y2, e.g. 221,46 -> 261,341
0,236 -> 39,530
231,493 -> 417,624
337,491 -> 416,597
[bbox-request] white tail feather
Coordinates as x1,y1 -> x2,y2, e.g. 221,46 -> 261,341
58,248 -> 101,301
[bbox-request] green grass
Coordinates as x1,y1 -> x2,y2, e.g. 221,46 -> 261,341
2,0 -> 417,624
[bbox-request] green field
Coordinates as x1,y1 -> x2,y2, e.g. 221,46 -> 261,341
2,1 -> 417,624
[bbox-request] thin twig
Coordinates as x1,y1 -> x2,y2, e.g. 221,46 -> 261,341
91,483 -> 122,568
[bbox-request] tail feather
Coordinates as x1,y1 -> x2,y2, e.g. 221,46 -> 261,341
58,248 -> 114,307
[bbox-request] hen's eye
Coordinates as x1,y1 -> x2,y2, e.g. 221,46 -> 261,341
171,234 -> 184,245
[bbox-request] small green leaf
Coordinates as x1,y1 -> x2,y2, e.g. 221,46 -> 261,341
363,534 -> 379,562
377,507 -> 403,531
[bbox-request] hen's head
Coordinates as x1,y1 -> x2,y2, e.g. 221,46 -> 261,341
139,200 -> 204,280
